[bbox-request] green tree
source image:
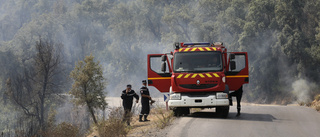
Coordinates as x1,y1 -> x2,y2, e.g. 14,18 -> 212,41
69,54 -> 107,124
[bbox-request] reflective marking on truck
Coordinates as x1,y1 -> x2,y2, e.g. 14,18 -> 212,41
178,47 -> 217,52
213,73 -> 220,77
177,74 -> 183,78
226,75 -> 248,78
184,74 -> 191,78
191,74 -> 198,78
148,77 -> 171,80
199,74 -> 205,78
175,73 -> 221,78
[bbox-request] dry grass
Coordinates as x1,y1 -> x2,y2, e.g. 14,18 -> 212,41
311,94 -> 320,111
39,122 -> 81,137
126,106 -> 174,136
153,106 -> 174,129
298,101 -> 312,107
96,107 -> 129,137
315,94 -> 320,101
87,105 -> 174,137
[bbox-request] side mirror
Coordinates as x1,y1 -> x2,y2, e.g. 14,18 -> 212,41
230,61 -> 236,70
230,54 -> 235,60
161,55 -> 167,62
161,62 -> 167,72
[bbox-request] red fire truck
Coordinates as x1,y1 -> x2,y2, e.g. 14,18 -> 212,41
147,42 -> 249,117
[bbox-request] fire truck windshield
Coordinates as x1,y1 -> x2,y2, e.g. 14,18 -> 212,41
173,51 -> 222,73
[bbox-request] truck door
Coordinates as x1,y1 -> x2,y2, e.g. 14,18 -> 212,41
226,52 -> 249,91
147,54 -> 172,93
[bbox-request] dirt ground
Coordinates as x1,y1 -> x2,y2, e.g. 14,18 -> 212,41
127,110 -> 170,137
87,97 -> 172,137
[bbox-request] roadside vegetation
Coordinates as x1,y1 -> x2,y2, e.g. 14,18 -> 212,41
96,107 -> 129,137
154,106 -> 175,129
126,106 -> 175,136
87,105 -> 174,137
311,94 -> 320,111
298,94 -> 320,112
39,122 -> 81,137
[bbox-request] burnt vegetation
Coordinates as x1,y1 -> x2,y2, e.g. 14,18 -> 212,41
5,38 -> 64,135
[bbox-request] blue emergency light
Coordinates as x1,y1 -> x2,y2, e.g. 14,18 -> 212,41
183,42 -> 210,45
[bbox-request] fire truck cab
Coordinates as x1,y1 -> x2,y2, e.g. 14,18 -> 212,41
147,42 -> 249,117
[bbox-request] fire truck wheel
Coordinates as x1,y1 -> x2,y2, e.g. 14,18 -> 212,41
173,108 -> 181,116
173,108 -> 190,116
182,108 -> 190,115
216,106 -> 229,118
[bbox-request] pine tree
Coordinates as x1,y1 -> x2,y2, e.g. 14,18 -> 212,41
69,54 -> 107,124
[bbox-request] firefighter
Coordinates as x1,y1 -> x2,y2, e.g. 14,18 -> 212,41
139,80 -> 152,122
230,86 -> 243,116
121,84 -> 139,126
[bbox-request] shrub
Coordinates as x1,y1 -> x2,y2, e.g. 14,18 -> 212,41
154,107 -> 174,129
298,101 -> 305,106
53,122 -> 80,137
311,94 -> 320,112
315,94 -> 320,101
40,122 -> 80,137
97,107 -> 129,137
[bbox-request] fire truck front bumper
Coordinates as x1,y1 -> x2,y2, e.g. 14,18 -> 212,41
168,93 -> 229,109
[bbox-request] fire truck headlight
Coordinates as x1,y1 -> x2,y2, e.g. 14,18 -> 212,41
222,76 -> 226,83
170,93 -> 181,100
216,93 -> 228,99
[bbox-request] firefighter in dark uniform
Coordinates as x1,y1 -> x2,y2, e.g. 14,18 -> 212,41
139,80 -> 152,122
121,84 -> 139,126
229,86 -> 243,116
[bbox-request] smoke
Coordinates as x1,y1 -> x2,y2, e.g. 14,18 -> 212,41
291,79 -> 316,103
2,2 -> 320,134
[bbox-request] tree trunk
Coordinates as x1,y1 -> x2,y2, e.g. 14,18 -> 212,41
88,105 -> 97,124
39,73 -> 49,131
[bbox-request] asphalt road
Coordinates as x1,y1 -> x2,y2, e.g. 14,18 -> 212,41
165,105 -> 320,137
